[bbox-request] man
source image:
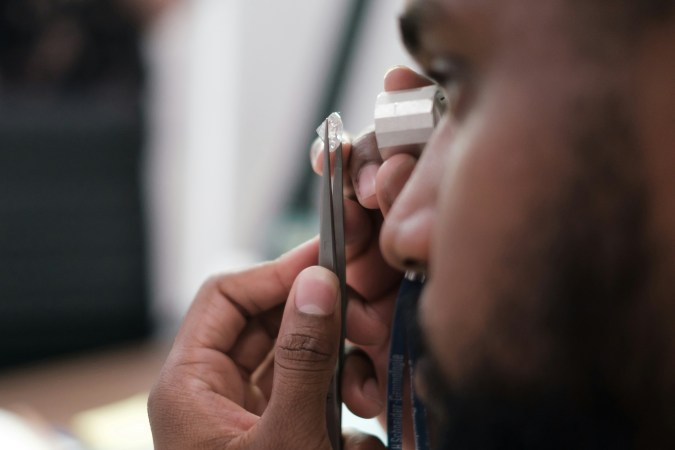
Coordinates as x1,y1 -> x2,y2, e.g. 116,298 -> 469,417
148,0 -> 675,448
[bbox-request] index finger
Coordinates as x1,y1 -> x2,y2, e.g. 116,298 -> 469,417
175,238 -> 320,353
383,65 -> 433,91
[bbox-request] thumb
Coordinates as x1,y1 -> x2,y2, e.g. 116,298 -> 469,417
256,266 -> 342,449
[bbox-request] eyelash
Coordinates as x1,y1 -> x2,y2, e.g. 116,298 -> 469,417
426,56 -> 469,118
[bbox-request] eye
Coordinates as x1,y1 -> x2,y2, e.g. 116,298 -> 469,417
426,55 -> 470,119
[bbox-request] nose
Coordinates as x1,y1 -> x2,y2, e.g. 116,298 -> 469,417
379,127 -> 447,273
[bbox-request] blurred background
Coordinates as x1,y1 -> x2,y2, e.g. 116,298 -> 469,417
0,0 -> 413,448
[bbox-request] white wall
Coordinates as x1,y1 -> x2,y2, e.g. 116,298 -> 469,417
144,0 -> 414,328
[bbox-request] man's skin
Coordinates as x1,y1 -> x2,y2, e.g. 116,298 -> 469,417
148,0 -> 675,448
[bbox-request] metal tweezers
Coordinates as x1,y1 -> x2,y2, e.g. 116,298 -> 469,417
318,114 -> 347,450
317,114 -> 429,450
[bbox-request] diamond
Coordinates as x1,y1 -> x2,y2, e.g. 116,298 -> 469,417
316,112 -> 343,152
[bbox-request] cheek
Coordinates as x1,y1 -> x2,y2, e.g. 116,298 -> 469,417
421,92 -> 572,385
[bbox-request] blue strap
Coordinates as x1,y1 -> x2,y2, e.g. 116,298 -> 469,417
387,275 -> 430,450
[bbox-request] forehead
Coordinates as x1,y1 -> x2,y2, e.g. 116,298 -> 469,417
401,0 -> 568,39
403,0 -> 563,20
402,0 -> 494,29
401,0 -> 575,67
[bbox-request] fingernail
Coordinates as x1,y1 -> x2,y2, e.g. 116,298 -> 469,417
356,164 -> 378,201
295,267 -> 338,316
383,65 -> 410,80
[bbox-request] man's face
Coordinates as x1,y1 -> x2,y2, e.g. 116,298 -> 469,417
380,0 -> 673,446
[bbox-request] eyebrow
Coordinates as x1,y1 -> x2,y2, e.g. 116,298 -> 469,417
398,1 -> 448,56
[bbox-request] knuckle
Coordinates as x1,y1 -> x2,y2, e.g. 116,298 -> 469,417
276,331 -> 334,371
351,131 -> 381,167
196,274 -> 222,297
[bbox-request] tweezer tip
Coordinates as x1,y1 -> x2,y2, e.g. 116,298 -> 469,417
316,112 -> 344,153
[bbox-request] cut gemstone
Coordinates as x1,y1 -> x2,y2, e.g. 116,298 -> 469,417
316,112 -> 343,152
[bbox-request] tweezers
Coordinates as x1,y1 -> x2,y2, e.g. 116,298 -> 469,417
318,115 -> 347,450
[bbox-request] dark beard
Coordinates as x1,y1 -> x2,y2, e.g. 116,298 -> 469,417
417,348 -> 634,450
416,91 -> 656,449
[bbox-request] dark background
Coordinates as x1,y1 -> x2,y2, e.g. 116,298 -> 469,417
0,0 -> 150,368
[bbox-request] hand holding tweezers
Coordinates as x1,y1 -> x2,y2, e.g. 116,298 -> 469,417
317,113 -> 347,450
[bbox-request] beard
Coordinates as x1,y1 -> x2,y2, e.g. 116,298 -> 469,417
416,349 -> 634,450
415,88 -> 663,448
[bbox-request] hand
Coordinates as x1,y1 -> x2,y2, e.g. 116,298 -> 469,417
310,66 -> 435,448
311,66 -> 434,214
148,238 -> 385,449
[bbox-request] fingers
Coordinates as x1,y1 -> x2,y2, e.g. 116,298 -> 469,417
343,432 -> 386,450
345,287 -> 392,347
311,132 -> 380,209
350,131 -> 382,209
342,348 -> 384,419
227,319 -> 276,376
174,238 -> 319,354
383,65 -> 433,91
375,153 -> 418,217
310,66 -> 433,213
255,266 -> 341,449
148,244 -> 324,449
148,349 -> 259,449
343,197 -> 375,260
310,136 -> 353,179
